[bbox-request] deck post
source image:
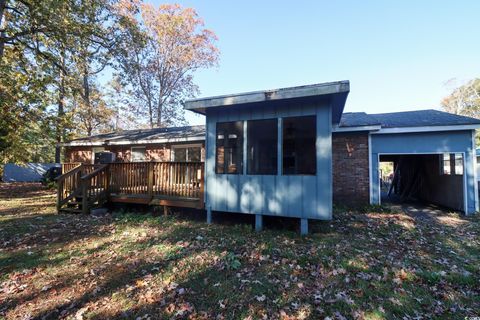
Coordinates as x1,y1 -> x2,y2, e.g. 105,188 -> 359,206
206,205 -> 212,224
81,179 -> 88,215
300,218 -> 308,236
255,214 -> 263,232
147,162 -> 153,198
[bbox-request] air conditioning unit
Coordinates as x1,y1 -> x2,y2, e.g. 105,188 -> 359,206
94,152 -> 116,164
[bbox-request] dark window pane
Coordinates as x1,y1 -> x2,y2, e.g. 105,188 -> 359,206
247,119 -> 278,175
216,121 -> 243,174
174,148 -> 186,162
282,116 -> 316,175
188,147 -> 201,162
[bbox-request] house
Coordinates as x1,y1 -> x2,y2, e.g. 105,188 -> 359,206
61,81 -> 480,234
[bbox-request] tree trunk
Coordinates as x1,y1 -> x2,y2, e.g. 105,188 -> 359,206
147,98 -> 153,128
55,49 -> 66,163
0,0 -> 7,59
156,102 -> 162,127
82,63 -> 92,136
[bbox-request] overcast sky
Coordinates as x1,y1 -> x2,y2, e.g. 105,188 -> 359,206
144,0 -> 480,125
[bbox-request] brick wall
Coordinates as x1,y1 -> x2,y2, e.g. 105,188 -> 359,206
65,146 -> 92,163
332,132 -> 370,206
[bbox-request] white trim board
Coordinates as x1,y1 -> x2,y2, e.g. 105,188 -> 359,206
332,125 -> 381,133
62,136 -> 205,147
372,125 -> 480,134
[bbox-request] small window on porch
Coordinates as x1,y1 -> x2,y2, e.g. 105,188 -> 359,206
131,146 -> 146,162
247,119 -> 278,175
216,121 -> 243,174
282,116 -> 316,175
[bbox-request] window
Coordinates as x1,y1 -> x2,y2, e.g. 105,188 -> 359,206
216,121 -> 243,174
92,147 -> 105,164
247,119 -> 278,174
172,145 -> 202,162
440,153 -> 464,175
440,153 -> 451,175
282,116 -> 316,175
131,146 -> 146,162
454,153 -> 464,175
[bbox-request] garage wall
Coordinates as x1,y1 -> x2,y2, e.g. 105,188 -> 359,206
407,155 -> 464,210
371,130 -> 477,214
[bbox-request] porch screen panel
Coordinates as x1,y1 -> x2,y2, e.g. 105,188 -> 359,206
282,115 -> 316,175
216,121 -> 244,174
247,119 -> 278,175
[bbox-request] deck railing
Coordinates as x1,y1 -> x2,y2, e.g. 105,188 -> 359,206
62,162 -> 81,174
56,165 -> 83,211
57,161 -> 205,213
109,161 -> 204,199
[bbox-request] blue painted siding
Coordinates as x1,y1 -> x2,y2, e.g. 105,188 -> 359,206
3,163 -> 59,182
370,130 -> 477,214
205,101 -> 333,220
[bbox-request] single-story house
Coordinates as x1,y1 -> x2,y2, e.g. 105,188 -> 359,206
62,81 -> 480,233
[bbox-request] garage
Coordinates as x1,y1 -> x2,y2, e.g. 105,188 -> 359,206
371,128 -> 478,214
378,153 -> 465,212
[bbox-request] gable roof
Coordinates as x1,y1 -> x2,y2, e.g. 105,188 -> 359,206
339,109 -> 480,129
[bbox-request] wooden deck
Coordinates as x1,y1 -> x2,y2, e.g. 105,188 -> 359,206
56,161 -> 204,213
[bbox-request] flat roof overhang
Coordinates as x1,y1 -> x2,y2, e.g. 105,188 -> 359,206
184,81 -> 350,124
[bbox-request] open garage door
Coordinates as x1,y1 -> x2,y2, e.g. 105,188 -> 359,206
379,153 -> 466,212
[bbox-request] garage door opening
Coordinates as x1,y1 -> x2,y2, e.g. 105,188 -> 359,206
379,153 -> 465,212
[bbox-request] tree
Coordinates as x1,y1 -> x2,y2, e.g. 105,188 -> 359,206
441,78 -> 480,118
0,44 -> 55,163
442,78 -> 480,145
106,77 -> 144,131
73,85 -> 114,136
0,0 -> 118,163
115,1 -> 219,128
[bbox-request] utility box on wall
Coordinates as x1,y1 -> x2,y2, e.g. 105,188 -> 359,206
94,152 -> 116,164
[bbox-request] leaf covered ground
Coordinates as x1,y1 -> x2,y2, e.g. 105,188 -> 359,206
0,183 -> 479,320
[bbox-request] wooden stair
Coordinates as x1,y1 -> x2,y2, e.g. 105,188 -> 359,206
56,164 -> 109,214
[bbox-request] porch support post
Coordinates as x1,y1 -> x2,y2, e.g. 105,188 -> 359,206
300,218 -> 308,236
206,206 -> 212,224
255,214 -> 263,232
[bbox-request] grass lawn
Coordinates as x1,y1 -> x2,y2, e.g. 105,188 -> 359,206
0,183 -> 479,319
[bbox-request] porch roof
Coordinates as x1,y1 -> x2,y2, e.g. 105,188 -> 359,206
184,81 -> 350,124
62,125 -> 205,147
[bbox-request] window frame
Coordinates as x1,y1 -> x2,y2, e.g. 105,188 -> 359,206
281,115 -> 317,176
215,121 -> 244,175
171,144 -> 202,162
131,146 -> 146,162
440,153 -> 451,175
246,118 -> 278,175
454,153 -> 464,175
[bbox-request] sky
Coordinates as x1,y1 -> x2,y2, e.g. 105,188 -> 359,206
148,0 -> 480,125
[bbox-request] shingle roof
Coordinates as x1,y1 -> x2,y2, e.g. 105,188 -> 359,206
66,125 -> 205,145
65,110 -> 480,146
339,112 -> 380,127
339,109 -> 480,128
